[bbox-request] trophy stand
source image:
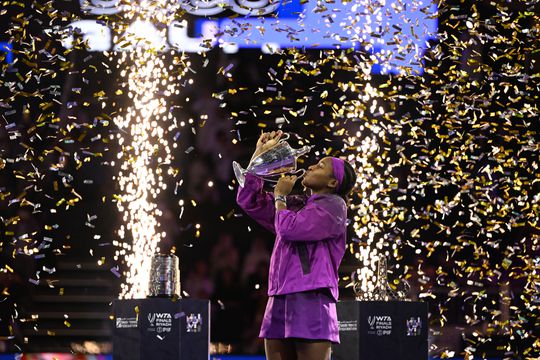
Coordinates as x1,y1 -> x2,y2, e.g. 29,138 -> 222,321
113,254 -> 210,360
332,256 -> 428,360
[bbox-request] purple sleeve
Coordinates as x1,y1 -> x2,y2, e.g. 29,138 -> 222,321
236,173 -> 276,233
275,198 -> 346,242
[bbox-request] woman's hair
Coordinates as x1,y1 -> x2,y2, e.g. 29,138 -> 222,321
335,161 -> 357,203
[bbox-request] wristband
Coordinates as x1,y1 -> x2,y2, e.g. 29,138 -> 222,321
274,194 -> 287,204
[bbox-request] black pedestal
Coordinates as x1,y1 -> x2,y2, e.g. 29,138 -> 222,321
332,301 -> 428,360
113,298 -> 210,360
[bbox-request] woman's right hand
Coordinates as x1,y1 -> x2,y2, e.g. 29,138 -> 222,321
251,130 -> 283,161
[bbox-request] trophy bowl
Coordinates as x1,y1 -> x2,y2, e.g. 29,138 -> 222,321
148,253 -> 181,298
233,134 -> 313,187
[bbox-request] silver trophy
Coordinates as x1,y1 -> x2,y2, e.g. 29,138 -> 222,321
353,255 -> 410,301
232,133 -> 313,187
148,253 -> 181,298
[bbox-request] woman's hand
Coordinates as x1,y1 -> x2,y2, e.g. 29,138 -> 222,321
274,175 -> 297,197
251,130 -> 283,162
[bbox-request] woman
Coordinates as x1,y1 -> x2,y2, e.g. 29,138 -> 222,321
237,130 -> 357,360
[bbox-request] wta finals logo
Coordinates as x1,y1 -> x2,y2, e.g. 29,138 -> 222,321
406,316 -> 422,336
367,315 -> 392,336
147,312 -> 172,334
147,313 -> 156,327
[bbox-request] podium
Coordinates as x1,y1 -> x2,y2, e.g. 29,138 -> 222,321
332,301 -> 428,360
113,298 -> 210,360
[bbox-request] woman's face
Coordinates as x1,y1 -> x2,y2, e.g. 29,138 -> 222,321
301,157 -> 337,191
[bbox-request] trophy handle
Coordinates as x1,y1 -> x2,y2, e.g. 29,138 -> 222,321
264,176 -> 280,183
293,145 -> 313,157
292,168 -> 306,178
232,161 -> 247,187
263,168 -> 305,183
278,132 -> 290,143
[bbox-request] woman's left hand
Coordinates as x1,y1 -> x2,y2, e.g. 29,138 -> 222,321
275,175 -> 297,197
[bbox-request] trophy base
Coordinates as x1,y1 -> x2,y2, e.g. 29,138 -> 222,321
332,300 -> 428,360
113,298 -> 210,360
232,161 -> 246,187
146,294 -> 180,299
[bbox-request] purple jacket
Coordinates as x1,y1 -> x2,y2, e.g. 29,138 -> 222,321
237,173 -> 347,301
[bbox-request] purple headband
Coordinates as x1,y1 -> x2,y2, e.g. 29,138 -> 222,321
331,157 -> 345,192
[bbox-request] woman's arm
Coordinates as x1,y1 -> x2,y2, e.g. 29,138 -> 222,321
236,131 -> 284,233
237,173 -> 276,233
275,198 -> 346,242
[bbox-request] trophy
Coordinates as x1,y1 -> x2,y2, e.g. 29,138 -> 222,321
148,253 -> 181,298
232,133 -> 313,187
353,255 -> 409,301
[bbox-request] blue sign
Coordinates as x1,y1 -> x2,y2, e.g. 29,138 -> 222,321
0,42 -> 14,64
66,0 -> 437,74
197,0 -> 438,74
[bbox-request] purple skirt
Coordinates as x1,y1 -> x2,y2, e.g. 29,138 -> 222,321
259,288 -> 340,343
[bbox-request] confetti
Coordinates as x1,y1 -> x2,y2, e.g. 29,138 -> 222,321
1,0 -> 537,356
226,0 -> 538,356
110,266 -> 121,278
174,312 -> 185,319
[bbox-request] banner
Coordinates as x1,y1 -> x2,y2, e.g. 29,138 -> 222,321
333,301 -> 428,360
113,298 -> 210,360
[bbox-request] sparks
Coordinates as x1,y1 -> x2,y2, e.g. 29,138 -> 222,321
110,0 -> 186,299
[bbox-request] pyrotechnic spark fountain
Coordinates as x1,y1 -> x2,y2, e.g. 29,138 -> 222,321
341,85 -> 402,298
109,1 -> 187,298
343,0 -> 419,297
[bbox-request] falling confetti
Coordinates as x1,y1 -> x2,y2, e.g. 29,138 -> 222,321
0,0 -> 538,357
108,0 -> 188,299
226,0 -> 539,357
